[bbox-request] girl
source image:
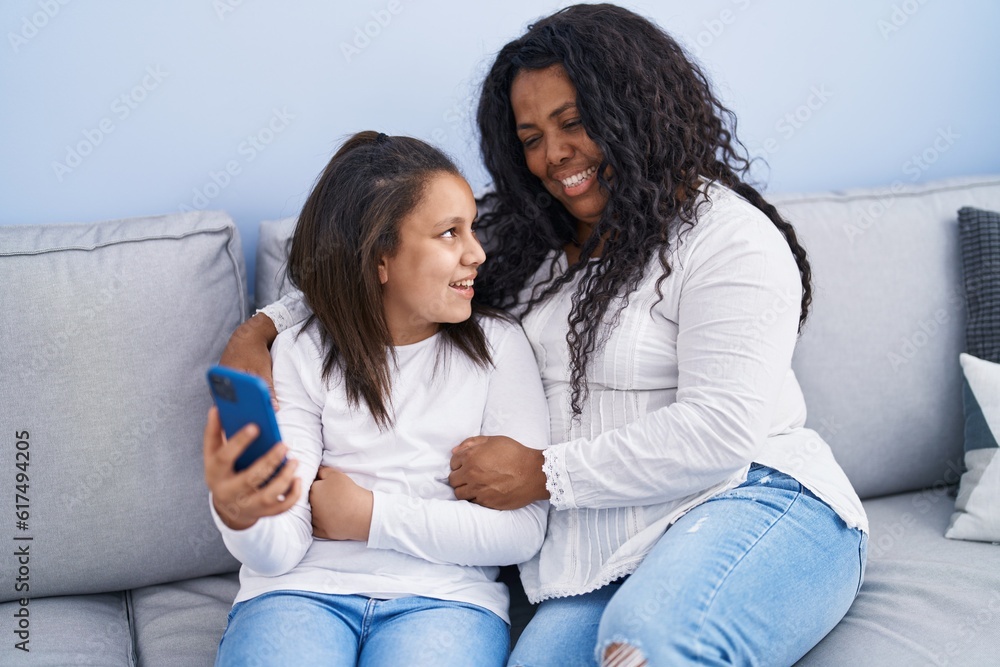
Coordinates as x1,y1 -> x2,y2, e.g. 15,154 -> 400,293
204,131 -> 548,667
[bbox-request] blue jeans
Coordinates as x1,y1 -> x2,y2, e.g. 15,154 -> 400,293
215,590 -> 509,667
509,464 -> 867,666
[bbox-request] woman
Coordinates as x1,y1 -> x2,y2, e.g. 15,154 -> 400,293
226,5 -> 868,665
206,131 -> 548,666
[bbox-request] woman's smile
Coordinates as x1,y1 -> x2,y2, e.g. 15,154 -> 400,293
555,164 -> 598,196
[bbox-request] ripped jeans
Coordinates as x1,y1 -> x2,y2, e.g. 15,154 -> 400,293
509,464 -> 868,667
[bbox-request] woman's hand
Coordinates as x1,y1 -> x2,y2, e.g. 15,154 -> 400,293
309,467 -> 374,542
448,435 -> 548,510
220,313 -> 279,409
203,407 -> 300,531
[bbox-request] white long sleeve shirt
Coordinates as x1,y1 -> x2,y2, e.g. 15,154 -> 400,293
515,182 -> 867,601
211,316 -> 549,621
264,182 -> 867,604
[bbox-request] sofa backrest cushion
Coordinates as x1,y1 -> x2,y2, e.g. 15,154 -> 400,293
254,216 -> 296,311
771,175 -> 1000,499
0,211 -> 244,602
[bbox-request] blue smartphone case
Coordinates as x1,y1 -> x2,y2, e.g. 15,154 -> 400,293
206,365 -> 285,474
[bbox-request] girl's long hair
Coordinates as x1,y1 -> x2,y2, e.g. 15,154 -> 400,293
288,131 -> 494,429
475,3 -> 812,415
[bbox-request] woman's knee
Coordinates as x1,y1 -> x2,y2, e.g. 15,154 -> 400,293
596,584 -> 682,666
597,606 -> 735,667
596,579 -> 728,666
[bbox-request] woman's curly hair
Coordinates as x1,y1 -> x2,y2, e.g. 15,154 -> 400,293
475,3 -> 812,416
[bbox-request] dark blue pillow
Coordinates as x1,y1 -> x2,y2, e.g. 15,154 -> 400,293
959,206 -> 1000,363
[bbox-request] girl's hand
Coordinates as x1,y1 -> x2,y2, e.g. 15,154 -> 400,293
309,467 -> 374,541
448,435 -> 548,510
203,407 -> 300,530
220,313 -> 280,410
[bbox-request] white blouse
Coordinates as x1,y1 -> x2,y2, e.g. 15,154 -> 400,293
514,182 -> 867,601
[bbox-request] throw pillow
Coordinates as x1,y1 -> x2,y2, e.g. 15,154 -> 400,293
945,353 -> 1000,542
958,206 -> 1000,363
946,205 -> 1000,543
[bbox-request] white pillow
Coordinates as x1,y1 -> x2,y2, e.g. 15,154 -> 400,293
945,353 -> 1000,542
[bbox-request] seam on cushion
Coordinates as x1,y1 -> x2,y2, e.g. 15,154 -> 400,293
769,177 -> 1000,207
220,225 -> 248,320
0,223 -> 237,257
1,224 -> 248,322
124,589 -> 138,667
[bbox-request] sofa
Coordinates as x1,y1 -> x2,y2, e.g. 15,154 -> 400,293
1,173 -> 998,666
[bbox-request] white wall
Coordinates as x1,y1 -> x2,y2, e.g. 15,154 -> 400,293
2,0 -> 997,288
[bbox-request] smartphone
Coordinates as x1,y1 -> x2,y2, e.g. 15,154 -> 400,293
206,365 -> 286,482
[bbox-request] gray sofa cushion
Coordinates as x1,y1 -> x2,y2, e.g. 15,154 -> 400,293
797,490 -> 1000,666
0,593 -> 133,665
254,216 -> 296,310
0,211 -> 243,602
772,175 -> 1000,499
131,573 -> 239,666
